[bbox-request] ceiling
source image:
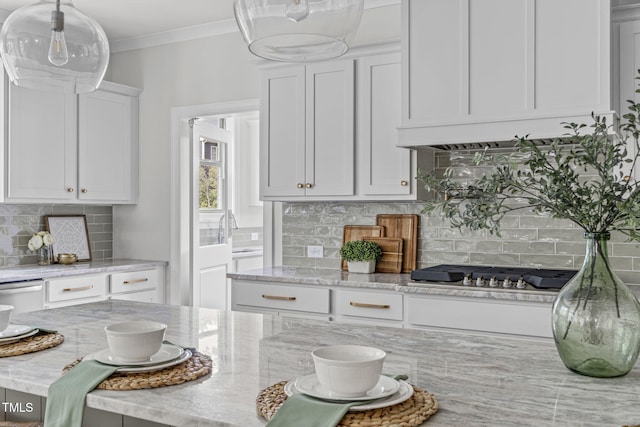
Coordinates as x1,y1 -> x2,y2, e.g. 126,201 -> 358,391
0,0 -> 238,41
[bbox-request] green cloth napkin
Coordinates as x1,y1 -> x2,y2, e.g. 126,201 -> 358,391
267,394 -> 363,427
44,360 -> 119,427
267,374 -> 409,427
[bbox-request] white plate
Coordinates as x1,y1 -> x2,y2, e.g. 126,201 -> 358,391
294,374 -> 399,402
0,328 -> 39,345
0,325 -> 34,339
91,343 -> 185,366
285,379 -> 414,412
86,349 -> 193,373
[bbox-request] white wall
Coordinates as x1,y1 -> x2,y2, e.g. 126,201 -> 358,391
109,5 -> 401,304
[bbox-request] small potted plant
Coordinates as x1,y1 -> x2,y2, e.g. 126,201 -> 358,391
339,240 -> 383,274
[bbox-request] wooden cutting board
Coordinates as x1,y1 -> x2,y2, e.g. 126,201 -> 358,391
362,237 -> 403,273
376,214 -> 419,273
341,225 -> 385,270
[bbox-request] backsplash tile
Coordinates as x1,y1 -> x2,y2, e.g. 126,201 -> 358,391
0,204 -> 113,267
281,149 -> 640,285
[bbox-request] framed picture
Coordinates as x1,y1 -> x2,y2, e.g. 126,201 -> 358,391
45,215 -> 92,262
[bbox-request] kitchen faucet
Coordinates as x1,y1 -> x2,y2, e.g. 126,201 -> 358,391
218,212 -> 239,244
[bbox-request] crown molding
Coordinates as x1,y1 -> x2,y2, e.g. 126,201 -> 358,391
110,0 -> 400,53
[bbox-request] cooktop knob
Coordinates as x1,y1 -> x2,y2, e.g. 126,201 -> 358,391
502,277 -> 513,288
516,276 -> 527,289
475,276 -> 485,287
488,276 -> 498,287
462,275 -> 472,286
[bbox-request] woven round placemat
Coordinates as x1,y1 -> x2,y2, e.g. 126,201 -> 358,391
0,332 -> 64,358
257,381 -> 439,427
63,351 -> 212,390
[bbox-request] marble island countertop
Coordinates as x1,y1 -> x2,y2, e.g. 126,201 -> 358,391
228,266 -> 564,303
4,300 -> 640,426
0,259 -> 167,284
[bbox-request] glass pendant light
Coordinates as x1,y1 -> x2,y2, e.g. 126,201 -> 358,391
0,0 -> 109,93
234,0 -> 364,62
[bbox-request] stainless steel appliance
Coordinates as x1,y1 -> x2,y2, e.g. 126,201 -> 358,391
410,264 -> 577,291
0,280 -> 45,313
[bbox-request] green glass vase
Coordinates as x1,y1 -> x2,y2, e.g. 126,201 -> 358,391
552,232 -> 640,377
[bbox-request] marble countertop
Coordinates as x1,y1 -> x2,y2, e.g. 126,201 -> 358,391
228,266 -> 562,303
4,300 -> 640,426
0,259 -> 167,284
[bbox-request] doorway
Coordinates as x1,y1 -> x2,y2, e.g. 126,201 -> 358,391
170,99 -> 268,307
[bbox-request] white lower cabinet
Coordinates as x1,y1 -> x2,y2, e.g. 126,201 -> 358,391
45,267 -> 163,309
231,280 -> 553,338
406,295 -> 553,338
232,281 -> 330,319
45,274 -> 108,309
334,289 -> 403,327
109,268 -> 160,303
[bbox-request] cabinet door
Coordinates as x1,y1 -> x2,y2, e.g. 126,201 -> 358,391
78,89 -> 136,203
260,66 -> 306,197
358,53 -> 412,196
6,85 -> 77,200
305,60 -> 355,196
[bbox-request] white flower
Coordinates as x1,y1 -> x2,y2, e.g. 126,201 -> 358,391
27,231 -> 55,252
28,234 -> 43,251
42,233 -> 55,246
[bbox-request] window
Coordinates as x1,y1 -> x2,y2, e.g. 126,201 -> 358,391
199,138 -> 222,209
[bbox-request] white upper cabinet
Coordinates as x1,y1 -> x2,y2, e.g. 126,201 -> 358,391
261,60 -> 355,199
6,85 -> 77,201
398,0 -> 614,147
78,82 -> 138,203
3,76 -> 140,204
260,44 -> 432,201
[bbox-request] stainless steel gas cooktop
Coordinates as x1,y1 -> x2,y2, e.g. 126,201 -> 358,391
410,264 -> 578,290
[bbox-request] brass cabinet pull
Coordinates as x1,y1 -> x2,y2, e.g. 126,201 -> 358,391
296,183 -> 304,189
81,188 -> 88,193
262,294 -> 296,301
400,180 -> 408,186
350,301 -> 390,309
63,285 -> 93,292
305,183 -> 313,188
66,187 -> 74,193
123,278 -> 149,285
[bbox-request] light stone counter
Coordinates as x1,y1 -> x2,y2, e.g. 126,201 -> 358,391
4,300 -> 640,426
228,266 -> 560,303
0,259 -> 167,284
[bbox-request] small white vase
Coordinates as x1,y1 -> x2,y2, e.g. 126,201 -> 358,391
347,260 -> 376,274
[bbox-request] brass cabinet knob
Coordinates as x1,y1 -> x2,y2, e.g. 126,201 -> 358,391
400,180 -> 408,186
66,187 -> 74,193
296,183 -> 304,189
81,188 -> 88,193
305,183 -> 313,188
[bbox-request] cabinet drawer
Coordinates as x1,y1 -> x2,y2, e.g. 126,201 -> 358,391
111,269 -> 158,294
47,275 -> 107,303
406,295 -> 552,338
233,281 -> 330,314
336,290 -> 403,321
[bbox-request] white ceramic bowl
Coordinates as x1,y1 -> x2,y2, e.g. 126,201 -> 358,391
105,321 -> 166,362
311,345 -> 386,397
0,305 -> 13,332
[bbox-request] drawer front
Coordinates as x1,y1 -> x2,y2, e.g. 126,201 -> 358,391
47,275 -> 107,303
407,295 -> 552,338
111,269 -> 158,294
336,290 -> 403,321
233,281 -> 330,314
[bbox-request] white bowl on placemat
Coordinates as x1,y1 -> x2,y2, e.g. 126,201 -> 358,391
311,344 -> 386,398
0,305 -> 14,332
105,320 -> 166,363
